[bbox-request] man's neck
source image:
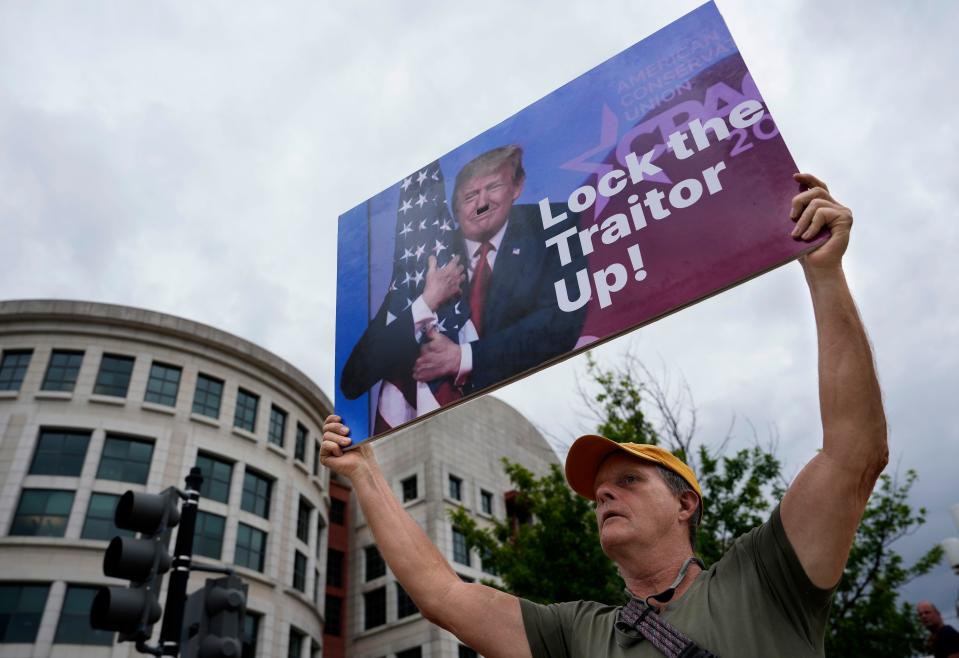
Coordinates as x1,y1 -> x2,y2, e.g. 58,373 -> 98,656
619,552 -> 703,608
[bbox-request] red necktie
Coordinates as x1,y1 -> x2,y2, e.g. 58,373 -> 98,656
470,242 -> 494,336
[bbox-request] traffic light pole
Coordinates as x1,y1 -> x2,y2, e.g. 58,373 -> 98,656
157,466 -> 203,656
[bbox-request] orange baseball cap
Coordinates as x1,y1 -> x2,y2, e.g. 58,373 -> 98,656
565,434 -> 703,503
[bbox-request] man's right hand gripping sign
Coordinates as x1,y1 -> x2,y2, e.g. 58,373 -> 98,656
322,173 -> 887,658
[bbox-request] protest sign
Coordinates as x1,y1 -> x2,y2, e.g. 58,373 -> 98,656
335,1 -> 824,444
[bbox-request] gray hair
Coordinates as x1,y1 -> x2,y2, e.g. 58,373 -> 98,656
654,465 -> 702,551
453,145 -> 525,202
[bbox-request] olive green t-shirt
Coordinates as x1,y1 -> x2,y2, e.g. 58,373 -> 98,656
521,505 -> 835,658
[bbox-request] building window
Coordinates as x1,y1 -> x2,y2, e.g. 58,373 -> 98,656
329,498 -> 345,526
97,435 -> 153,484
93,353 -> 135,397
314,568 -> 322,606
324,594 -> 342,637
315,515 -> 326,559
288,627 -> 305,658
0,349 -> 33,392
449,474 -> 463,501
481,546 -> 498,576
481,489 -> 493,515
296,497 -> 312,544
312,441 -> 320,476
0,583 -> 49,643
396,582 -> 418,619
241,469 -> 272,519
144,361 -> 181,406
192,373 -> 224,418
401,475 -> 418,502
268,405 -> 287,447
326,549 -> 344,588
194,511 -> 226,560
458,645 -> 479,658
82,493 -> 134,541
29,428 -> 91,476
242,612 -> 260,658
235,523 -> 267,572
196,453 -> 233,504
365,545 -> 386,581
452,527 -> 471,566
363,587 -> 386,629
292,551 -> 307,592
234,388 -> 259,432
294,423 -> 308,462
41,350 -> 83,392
10,489 -> 74,537
54,585 -> 113,645
396,647 -> 422,658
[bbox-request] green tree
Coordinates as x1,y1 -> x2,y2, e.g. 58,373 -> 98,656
452,352 -> 941,656
825,470 -> 944,657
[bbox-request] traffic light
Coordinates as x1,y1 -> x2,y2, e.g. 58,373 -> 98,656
90,488 -> 181,640
181,575 -> 247,658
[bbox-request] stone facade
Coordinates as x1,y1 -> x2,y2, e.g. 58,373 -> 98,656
0,300 -> 559,658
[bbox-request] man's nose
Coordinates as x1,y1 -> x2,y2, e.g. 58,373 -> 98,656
475,189 -> 489,213
594,481 -> 616,502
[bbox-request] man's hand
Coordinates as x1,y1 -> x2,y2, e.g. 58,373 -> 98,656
790,172 -> 852,272
422,254 -> 465,312
413,328 -> 461,381
321,415 -> 374,480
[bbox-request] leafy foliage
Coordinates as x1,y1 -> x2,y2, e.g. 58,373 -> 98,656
449,460 -> 625,605
825,470 -> 944,657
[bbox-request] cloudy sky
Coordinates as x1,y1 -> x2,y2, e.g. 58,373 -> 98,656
2,0 -> 957,617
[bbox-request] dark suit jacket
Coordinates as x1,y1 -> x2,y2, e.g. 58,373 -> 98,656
340,203 -> 587,400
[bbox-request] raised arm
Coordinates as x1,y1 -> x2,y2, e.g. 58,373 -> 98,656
780,173 -> 889,589
321,417 -> 531,658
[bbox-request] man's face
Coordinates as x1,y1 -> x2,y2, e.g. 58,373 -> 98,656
917,602 -> 942,630
592,453 -> 685,556
453,164 -> 523,243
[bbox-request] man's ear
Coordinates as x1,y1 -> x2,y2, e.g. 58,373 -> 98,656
512,176 -> 525,201
677,490 -> 700,523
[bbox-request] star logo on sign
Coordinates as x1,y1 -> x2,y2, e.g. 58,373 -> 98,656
415,193 -> 428,208
401,177 -> 413,191
400,199 -> 413,215
389,279 -> 398,292
435,316 -> 447,333
431,169 -> 440,181
400,247 -> 414,262
439,219 -> 453,232
432,240 -> 447,256
399,222 -> 413,237
418,219 -> 428,231
412,269 -> 424,286
403,298 -> 413,311
453,301 -> 461,315
414,244 -> 426,260
417,170 -> 428,185
402,271 -> 413,287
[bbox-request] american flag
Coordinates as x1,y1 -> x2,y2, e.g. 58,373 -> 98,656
375,161 -> 469,429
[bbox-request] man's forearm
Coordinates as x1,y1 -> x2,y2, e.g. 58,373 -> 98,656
349,457 -> 461,618
804,264 -> 888,483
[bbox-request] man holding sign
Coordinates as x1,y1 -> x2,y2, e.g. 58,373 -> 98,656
323,174 -> 887,657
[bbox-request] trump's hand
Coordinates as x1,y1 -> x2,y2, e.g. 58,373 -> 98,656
412,328 -> 461,382
321,415 -> 375,479
790,173 -> 852,273
422,255 -> 465,312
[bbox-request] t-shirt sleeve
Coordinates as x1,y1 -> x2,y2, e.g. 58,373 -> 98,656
520,598 -> 572,658
747,504 -> 836,639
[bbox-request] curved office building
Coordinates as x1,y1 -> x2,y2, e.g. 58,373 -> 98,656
0,300 -> 333,658
0,299 -> 561,658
